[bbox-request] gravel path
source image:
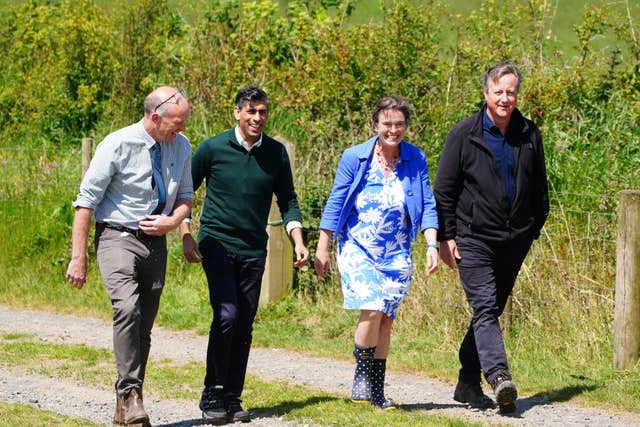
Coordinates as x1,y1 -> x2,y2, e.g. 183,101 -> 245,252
0,305 -> 638,426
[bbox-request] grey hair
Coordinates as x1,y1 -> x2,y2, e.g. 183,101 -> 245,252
371,95 -> 413,128
483,62 -> 522,92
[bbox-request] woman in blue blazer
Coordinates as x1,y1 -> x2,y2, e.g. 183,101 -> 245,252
315,96 -> 439,409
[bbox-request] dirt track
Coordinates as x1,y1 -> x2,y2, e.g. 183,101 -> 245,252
0,305 -> 638,426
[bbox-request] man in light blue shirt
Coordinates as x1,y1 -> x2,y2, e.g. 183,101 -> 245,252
66,86 -> 193,426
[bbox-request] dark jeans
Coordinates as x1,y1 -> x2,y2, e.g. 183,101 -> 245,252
199,237 -> 266,400
456,234 -> 533,385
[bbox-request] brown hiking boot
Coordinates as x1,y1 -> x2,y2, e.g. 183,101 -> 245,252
123,387 -> 150,425
113,392 -> 125,425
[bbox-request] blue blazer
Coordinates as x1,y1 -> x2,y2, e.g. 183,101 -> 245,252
319,136 -> 438,240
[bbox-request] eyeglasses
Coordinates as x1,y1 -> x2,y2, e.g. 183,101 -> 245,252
154,88 -> 187,112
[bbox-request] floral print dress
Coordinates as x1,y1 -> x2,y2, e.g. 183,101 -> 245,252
337,159 -> 412,319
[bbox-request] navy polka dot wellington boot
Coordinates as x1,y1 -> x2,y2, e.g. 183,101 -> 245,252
351,345 -> 375,403
371,358 -> 397,410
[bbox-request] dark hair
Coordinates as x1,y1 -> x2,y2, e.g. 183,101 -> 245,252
234,85 -> 269,109
484,62 -> 522,92
371,95 -> 413,128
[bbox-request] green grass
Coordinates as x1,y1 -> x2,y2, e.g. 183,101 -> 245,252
0,335 -> 479,426
0,402 -> 102,427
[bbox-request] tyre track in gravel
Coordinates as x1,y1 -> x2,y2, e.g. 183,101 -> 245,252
0,305 -> 638,427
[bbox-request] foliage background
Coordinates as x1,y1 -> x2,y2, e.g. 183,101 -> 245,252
0,0 -> 639,411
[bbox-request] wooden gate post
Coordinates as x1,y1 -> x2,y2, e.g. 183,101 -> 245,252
614,190 -> 640,370
81,137 -> 92,178
260,138 -> 295,306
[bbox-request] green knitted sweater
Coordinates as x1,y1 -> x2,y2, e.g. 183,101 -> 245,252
192,128 -> 301,257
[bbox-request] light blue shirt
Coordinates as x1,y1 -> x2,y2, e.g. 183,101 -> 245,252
73,120 -> 194,229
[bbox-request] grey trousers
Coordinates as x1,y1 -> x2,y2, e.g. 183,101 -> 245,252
95,224 -> 167,395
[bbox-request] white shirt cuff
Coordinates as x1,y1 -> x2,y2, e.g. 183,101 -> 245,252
286,221 -> 302,236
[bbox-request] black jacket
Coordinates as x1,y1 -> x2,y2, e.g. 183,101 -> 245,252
434,105 -> 549,243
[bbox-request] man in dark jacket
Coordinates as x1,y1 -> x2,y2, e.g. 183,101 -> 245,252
434,62 -> 549,413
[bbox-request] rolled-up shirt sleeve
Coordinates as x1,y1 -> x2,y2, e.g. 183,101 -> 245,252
72,139 -> 117,210
175,141 -> 194,202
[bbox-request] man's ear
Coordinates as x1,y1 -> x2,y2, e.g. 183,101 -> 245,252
233,106 -> 241,121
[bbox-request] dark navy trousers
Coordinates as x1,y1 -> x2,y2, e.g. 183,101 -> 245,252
199,237 -> 266,400
455,234 -> 533,385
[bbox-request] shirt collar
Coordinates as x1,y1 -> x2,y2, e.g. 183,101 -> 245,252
483,110 -> 503,136
138,119 -> 158,149
234,126 -> 263,151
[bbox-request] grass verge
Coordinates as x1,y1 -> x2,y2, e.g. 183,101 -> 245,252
0,335 -> 479,427
0,402 -> 102,427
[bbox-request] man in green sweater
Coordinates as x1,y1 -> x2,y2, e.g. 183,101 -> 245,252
180,85 -> 309,423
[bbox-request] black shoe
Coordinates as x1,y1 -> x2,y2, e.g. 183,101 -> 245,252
453,381 -> 495,409
199,386 -> 227,422
490,374 -> 518,414
226,399 -> 251,423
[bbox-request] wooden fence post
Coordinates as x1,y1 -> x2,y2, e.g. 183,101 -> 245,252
260,138 -> 295,306
81,137 -> 92,178
614,190 -> 640,370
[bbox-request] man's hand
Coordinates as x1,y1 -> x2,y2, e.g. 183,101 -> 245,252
67,207 -> 92,290
293,243 -> 310,268
182,233 -> 202,263
139,215 -> 175,236
289,227 -> 309,268
66,256 -> 87,289
440,239 -> 461,270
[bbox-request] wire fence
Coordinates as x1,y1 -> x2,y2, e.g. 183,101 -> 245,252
0,146 -> 626,323
0,146 -> 622,270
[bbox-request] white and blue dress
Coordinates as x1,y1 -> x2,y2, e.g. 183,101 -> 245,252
336,159 -> 412,319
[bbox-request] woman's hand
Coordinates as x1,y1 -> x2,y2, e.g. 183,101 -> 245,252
314,249 -> 331,278
314,229 -> 334,278
426,246 -> 439,276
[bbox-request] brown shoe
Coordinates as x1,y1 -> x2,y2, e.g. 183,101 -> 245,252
123,387 -> 150,425
113,392 -> 125,425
